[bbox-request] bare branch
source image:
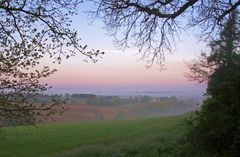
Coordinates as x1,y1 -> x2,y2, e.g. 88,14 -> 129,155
91,0 -> 240,67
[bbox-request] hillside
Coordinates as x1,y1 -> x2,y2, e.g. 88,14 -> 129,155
0,114 -> 189,157
48,95 -> 198,123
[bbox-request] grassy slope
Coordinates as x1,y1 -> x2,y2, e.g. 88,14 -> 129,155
0,114 -> 189,157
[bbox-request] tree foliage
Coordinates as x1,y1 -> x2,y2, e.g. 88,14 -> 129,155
182,11 -> 240,156
0,0 -> 103,126
91,0 -> 240,67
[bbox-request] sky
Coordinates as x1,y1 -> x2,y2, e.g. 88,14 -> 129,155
41,2 -> 207,95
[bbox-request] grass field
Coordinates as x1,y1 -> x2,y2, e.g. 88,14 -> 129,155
0,114 -> 189,157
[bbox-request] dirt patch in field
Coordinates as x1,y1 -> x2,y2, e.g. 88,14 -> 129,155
51,104 -> 128,123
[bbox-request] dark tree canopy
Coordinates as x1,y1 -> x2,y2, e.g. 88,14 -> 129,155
0,0 -> 103,126
182,12 -> 240,156
186,10 -> 240,83
91,0 -> 240,67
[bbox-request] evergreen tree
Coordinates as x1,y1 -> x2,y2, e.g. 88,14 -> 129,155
183,11 -> 240,156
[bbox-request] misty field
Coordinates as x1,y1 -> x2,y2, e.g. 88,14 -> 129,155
0,114 -> 189,157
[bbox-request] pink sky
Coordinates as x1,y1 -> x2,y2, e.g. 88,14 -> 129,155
40,7 -> 207,93
46,62 -> 185,86
42,46 -> 204,91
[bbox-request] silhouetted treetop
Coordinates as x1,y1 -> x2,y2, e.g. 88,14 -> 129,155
91,0 -> 240,67
186,11 -> 240,83
0,0 -> 103,64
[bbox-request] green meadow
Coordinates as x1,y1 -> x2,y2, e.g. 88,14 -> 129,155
0,114 -> 189,157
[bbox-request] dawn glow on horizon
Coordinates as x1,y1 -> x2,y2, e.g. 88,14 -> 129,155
40,4 -> 207,92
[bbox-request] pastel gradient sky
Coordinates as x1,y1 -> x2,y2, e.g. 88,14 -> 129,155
42,3 -> 207,94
